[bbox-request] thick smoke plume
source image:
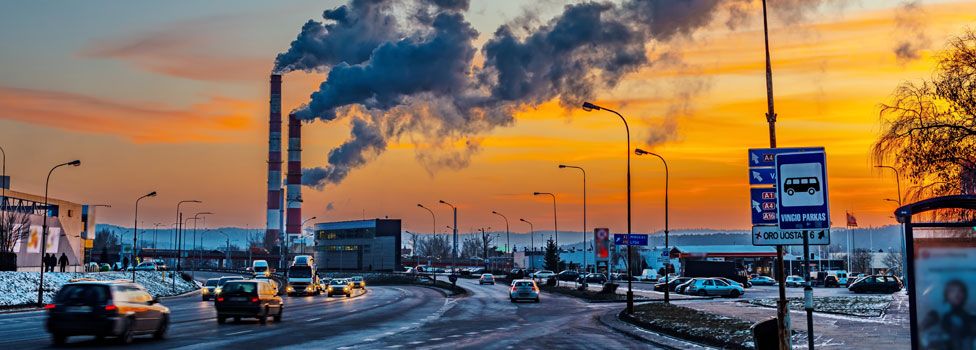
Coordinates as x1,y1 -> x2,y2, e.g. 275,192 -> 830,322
276,0 -> 836,188
893,0 -> 929,64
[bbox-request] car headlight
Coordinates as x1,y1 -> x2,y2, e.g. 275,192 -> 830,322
214,287 -> 222,295
286,285 -> 295,292
202,288 -> 209,295
327,287 -> 333,292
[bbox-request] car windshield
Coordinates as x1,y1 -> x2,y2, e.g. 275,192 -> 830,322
56,284 -> 109,305
206,279 -> 220,287
330,280 -> 347,286
221,282 -> 257,294
514,281 -> 534,287
219,277 -> 241,285
290,267 -> 312,278
351,276 -> 363,281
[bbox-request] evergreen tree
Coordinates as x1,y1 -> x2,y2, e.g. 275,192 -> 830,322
543,238 -> 560,272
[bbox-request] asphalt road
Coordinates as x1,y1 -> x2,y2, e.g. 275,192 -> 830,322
0,273 -> 659,349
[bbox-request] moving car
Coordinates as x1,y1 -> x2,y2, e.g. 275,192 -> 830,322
654,277 -> 693,292
214,276 -> 244,296
509,279 -> 540,303
479,274 -> 496,285
286,261 -> 321,296
685,278 -> 744,297
202,278 -> 220,301
532,270 -> 555,279
823,275 -> 840,288
215,280 -> 283,324
252,260 -> 271,277
750,276 -> 777,286
785,275 -> 805,287
350,276 -> 366,289
848,275 -> 903,294
133,261 -> 159,271
46,280 -> 169,345
556,270 -> 580,282
579,273 -> 608,284
326,279 -> 353,297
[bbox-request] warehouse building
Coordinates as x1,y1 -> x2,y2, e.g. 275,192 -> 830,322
0,187 -> 95,272
313,219 -> 401,271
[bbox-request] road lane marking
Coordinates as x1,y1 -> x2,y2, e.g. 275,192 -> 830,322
408,341 -> 424,345
226,330 -> 254,336
430,337 -> 444,341
308,317 -> 322,321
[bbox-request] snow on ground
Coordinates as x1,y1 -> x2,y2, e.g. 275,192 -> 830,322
749,295 -> 893,317
0,271 -> 198,307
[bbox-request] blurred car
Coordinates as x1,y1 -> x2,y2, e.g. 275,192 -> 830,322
133,262 -> 159,271
685,278 -> 744,297
675,278 -> 700,294
509,279 -> 540,303
532,270 -> 555,279
84,262 -> 99,272
824,275 -> 840,288
579,273 -> 608,284
509,268 -> 527,279
98,263 -> 111,272
45,280 -> 169,345
785,275 -> 805,287
716,277 -> 750,289
749,276 -> 777,286
556,270 -> 580,282
215,280 -> 283,324
657,274 -> 679,283
214,276 -> 245,296
612,273 -> 637,281
848,275 -> 902,294
654,277 -> 692,292
350,276 -> 366,289
326,279 -> 353,297
202,278 -> 220,301
152,260 -> 169,271
479,274 -> 496,285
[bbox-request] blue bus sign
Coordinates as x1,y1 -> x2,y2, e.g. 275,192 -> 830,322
776,151 -> 830,230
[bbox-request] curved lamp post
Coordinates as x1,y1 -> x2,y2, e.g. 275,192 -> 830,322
37,159 -> 81,305
490,211 -> 510,261
635,148 -> 671,304
520,218 -> 534,270
132,191 -> 157,282
559,164 -> 587,273
438,200 -> 458,284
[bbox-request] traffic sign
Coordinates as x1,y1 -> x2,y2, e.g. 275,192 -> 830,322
748,147 -> 825,168
750,188 -> 778,225
748,167 -> 777,186
613,234 -> 648,246
752,226 -> 830,246
775,151 -> 830,230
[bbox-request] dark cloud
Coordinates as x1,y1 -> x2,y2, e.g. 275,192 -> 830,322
893,0 -> 929,64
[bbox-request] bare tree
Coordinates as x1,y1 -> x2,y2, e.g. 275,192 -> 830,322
460,236 -> 482,259
418,235 -> 451,260
873,29 -> 976,215
0,209 -> 30,253
883,250 -> 904,276
850,248 -> 873,274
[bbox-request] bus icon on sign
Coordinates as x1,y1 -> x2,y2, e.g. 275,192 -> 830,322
784,177 -> 820,196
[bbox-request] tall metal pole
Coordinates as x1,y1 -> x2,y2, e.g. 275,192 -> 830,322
532,192 -> 558,250
520,219 -> 534,270
559,165 -> 587,273
491,211 -> 510,265
439,200 -> 458,286
133,191 -> 157,282
580,102 -> 633,314
635,149 -> 671,304
417,204 -> 436,267
876,165 -> 907,289
760,0 -> 791,347
37,160 -> 80,305
174,200 -> 200,290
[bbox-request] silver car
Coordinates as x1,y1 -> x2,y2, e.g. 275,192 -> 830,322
509,279 -> 540,303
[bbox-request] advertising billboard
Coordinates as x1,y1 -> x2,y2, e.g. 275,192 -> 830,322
594,228 -> 610,262
914,241 -> 976,349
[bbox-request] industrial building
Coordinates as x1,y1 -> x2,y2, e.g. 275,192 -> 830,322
313,219 -> 401,272
0,187 -> 95,272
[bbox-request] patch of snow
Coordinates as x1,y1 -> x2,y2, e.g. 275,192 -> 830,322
0,271 -> 197,307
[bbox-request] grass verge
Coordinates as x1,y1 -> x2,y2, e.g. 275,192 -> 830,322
621,302 -> 754,350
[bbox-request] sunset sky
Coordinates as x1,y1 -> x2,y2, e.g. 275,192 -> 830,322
1,0 -> 973,236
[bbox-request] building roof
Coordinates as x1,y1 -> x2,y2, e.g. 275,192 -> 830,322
670,245 -> 778,257
313,218 -> 399,230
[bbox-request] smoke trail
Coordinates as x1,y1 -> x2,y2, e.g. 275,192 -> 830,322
279,0 -> 839,189
892,0 -> 929,64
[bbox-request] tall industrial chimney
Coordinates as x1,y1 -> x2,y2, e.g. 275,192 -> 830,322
285,113 -> 302,241
265,74 -> 283,250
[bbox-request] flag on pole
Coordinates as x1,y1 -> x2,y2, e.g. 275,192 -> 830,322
846,212 -> 858,227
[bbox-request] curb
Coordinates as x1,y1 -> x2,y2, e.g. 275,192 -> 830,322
597,309 -> 714,350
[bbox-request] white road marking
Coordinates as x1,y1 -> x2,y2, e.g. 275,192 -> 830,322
430,337 -> 444,341
308,317 -> 322,322
226,330 -> 253,336
449,334 -> 462,338
408,341 -> 424,345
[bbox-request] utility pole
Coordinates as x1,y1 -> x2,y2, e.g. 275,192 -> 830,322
761,0 -> 792,348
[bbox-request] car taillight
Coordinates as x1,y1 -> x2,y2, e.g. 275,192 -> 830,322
44,303 -> 56,310
511,286 -> 517,292
250,297 -> 259,303
216,297 -> 224,302
104,304 -> 118,312
532,286 -> 539,292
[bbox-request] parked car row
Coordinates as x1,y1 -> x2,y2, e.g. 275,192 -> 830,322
654,277 -> 745,297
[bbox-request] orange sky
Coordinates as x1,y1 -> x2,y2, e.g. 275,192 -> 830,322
1,1 -> 974,235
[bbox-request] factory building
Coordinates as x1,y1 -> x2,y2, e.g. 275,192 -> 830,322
313,219 -> 401,272
0,187 -> 94,272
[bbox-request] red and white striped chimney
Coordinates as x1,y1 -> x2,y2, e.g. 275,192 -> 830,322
265,74 -> 283,250
285,113 -> 302,239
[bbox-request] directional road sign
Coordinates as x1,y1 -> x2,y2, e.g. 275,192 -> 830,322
613,234 -> 648,246
748,167 -> 777,186
750,188 -> 778,225
752,226 -> 830,246
776,151 -> 830,230
748,147 -> 825,168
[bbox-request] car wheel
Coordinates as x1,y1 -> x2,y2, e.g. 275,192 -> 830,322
51,333 -> 67,346
534,297 -> 540,303
510,298 -> 515,303
233,316 -> 241,322
153,315 -> 169,340
118,320 -> 135,344
217,316 -> 226,324
730,290 -> 741,298
698,290 -> 707,296
273,308 -> 283,323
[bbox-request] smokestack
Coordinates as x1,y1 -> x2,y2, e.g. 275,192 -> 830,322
265,74 -> 283,250
285,113 -> 302,239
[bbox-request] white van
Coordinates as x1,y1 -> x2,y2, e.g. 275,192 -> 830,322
253,260 -> 271,277
639,269 -> 659,282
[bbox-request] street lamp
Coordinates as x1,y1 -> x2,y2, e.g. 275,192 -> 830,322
520,219 -> 534,270
491,211 -> 510,262
174,199 -> 201,281
152,223 -> 163,250
132,191 -> 157,282
876,164 -> 908,288
558,164 -> 587,273
37,159 -> 80,305
180,212 -> 211,281
635,148 -> 671,304
532,192 -> 558,252
417,204 -> 436,267
581,100 -> 635,314
439,200 -> 458,284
